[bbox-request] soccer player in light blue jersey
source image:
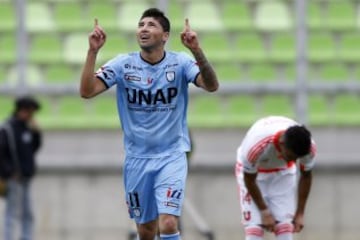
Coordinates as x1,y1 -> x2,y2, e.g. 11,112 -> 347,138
80,8 -> 218,240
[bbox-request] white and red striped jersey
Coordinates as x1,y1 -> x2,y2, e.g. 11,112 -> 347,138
236,116 -> 316,175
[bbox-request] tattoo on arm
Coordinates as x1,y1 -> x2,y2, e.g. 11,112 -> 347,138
192,49 -> 218,91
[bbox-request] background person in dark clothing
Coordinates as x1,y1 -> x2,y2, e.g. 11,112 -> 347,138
0,96 -> 42,240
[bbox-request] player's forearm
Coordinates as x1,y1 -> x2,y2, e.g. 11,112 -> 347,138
296,170 -> 312,215
80,49 -> 99,98
244,173 -> 268,211
190,48 -> 219,92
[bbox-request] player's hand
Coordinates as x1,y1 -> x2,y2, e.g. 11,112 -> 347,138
260,209 -> 276,232
292,213 -> 304,233
88,18 -> 106,52
180,18 -> 200,51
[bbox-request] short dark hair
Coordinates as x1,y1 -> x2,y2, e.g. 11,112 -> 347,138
14,96 -> 41,112
284,125 -> 312,157
140,8 -> 170,32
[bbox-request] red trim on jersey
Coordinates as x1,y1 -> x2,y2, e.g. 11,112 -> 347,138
247,136 -> 273,163
235,162 -> 243,176
258,161 -> 295,173
273,130 -> 285,152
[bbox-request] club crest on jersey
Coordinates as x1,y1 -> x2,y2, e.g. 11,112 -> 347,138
166,71 -> 175,82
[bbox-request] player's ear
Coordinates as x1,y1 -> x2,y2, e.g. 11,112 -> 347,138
162,31 -> 170,43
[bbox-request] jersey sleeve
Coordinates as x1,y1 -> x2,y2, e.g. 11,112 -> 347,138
299,140 -> 316,171
239,135 -> 273,174
179,52 -> 200,85
95,55 -> 123,88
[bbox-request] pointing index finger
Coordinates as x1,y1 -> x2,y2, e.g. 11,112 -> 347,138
94,18 -> 98,28
184,18 -> 190,32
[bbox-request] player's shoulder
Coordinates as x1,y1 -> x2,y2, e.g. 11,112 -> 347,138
253,116 -> 298,129
113,52 -> 137,62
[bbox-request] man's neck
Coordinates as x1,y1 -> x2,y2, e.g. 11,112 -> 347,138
140,49 -> 165,65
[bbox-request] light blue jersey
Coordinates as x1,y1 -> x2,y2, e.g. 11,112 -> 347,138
96,51 -> 200,157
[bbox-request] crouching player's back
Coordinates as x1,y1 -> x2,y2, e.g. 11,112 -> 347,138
235,116 -> 316,240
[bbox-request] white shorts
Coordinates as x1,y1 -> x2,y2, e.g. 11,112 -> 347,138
235,162 -> 296,227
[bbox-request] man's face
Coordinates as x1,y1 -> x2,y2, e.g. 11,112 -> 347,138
281,147 -> 299,162
136,17 -> 169,51
18,108 -> 37,122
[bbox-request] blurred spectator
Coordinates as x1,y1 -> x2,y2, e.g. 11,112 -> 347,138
0,96 -> 42,240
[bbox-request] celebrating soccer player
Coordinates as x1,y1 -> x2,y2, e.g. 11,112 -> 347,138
80,8 -> 218,240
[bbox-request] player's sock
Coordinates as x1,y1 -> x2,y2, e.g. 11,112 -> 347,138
245,226 -> 264,240
275,222 -> 293,240
159,232 -> 180,240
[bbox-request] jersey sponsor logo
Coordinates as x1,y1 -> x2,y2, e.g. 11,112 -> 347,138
166,71 -> 175,82
164,201 -> 179,209
164,63 -> 179,69
125,74 -> 141,81
124,64 -> 143,71
166,187 -> 183,199
125,87 -> 178,105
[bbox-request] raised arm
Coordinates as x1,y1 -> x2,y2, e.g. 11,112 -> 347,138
80,19 -> 108,99
181,19 -> 219,92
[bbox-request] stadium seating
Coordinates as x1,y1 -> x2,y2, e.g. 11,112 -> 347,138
118,1 -> 150,32
308,95 -> 329,125
187,1 -> 223,32
334,94 -> 360,124
269,33 -> 296,63
221,2 -> 253,31
234,33 -> 267,62
339,33 -> 360,63
53,2 -> 86,32
248,64 -> 277,82
26,2 -> 55,32
167,0 -> 185,32
317,63 -> 349,82
326,2 -> 356,31
0,3 -> 16,32
29,34 -> 63,64
0,34 -> 16,64
0,96 -> 14,120
307,2 -> 324,30
261,95 -> 294,117
87,3 -> 119,31
308,33 -> 336,63
227,95 -> 257,125
44,64 -> 76,84
216,63 -> 242,82
255,1 -> 293,31
200,34 -> 233,63
2,0 -> 360,128
63,33 -> 89,64
7,65 -> 43,86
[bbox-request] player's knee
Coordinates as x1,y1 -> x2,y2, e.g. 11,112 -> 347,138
137,221 -> 158,240
159,214 -> 178,234
137,228 -> 157,240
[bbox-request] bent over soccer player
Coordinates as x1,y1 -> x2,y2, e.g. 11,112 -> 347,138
235,116 -> 316,240
80,8 -> 218,240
